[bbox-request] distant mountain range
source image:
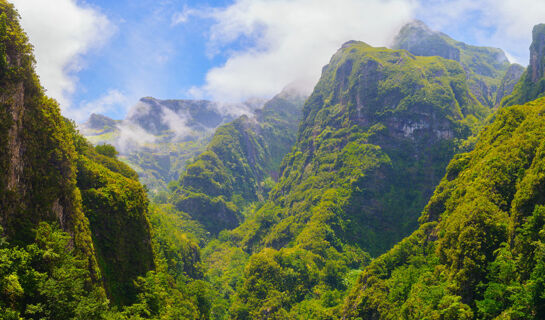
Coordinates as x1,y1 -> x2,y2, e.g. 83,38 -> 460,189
80,97 -> 264,193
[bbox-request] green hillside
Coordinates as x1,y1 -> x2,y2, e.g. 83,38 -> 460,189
342,96 -> 545,319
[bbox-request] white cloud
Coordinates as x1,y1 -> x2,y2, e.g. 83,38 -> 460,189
115,121 -> 157,153
11,0 -> 113,107
68,89 -> 129,122
160,107 -> 192,138
185,0 -> 415,102
171,5 -> 199,25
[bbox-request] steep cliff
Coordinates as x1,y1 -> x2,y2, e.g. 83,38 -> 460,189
342,24 -> 545,319
0,1 -> 98,274
342,96 -> 545,319
0,1 -> 154,308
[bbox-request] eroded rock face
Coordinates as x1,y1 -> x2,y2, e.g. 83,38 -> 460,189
530,24 -> 545,83
500,24 -> 545,107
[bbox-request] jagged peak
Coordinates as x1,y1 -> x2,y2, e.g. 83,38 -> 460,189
397,19 -> 435,35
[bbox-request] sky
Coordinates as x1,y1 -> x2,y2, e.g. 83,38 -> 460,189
9,0 -> 545,122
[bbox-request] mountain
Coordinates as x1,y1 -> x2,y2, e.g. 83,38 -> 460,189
393,20 -> 523,108
495,63 -> 526,105
169,88 -> 306,234
501,24 -> 545,107
81,98 -> 262,193
197,40 -> 493,318
342,24 -> 545,319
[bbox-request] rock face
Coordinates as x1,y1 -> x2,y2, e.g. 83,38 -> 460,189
341,24 -> 545,320
0,2 -> 96,261
342,96 -> 545,319
393,20 -> 460,61
221,41 -> 492,318
530,24 -> 545,82
502,24 -> 545,107
269,41 -> 488,256
393,20 -> 520,108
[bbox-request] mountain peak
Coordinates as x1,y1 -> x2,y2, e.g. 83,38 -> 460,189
392,20 -> 460,61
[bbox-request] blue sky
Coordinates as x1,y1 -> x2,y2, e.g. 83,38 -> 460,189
10,0 -> 545,122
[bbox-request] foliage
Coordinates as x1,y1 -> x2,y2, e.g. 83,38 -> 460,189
194,41 -> 490,317
0,223 -> 109,319
170,90 -> 305,234
343,98 -> 545,318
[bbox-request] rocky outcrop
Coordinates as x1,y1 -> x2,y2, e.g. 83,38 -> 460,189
392,20 -> 460,61
530,24 -> 545,82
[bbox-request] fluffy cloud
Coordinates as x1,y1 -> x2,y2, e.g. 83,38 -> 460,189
11,0 -> 113,107
68,89 -> 129,122
183,0 -> 545,103
184,0 -> 415,102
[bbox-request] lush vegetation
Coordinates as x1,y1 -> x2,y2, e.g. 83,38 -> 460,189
169,89 -> 305,234
0,2 -> 211,318
5,0 -> 545,318
343,97 -> 545,319
187,41 -> 494,318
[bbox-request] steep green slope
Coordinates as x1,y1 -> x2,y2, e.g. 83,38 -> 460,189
502,24 -> 545,107
71,133 -> 155,306
342,97 -> 545,319
170,89 -> 305,234
393,20 -> 522,108
0,0 -> 156,309
208,41 -> 489,318
0,0 -> 98,275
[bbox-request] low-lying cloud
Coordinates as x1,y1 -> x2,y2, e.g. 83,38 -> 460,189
69,89 -> 129,123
